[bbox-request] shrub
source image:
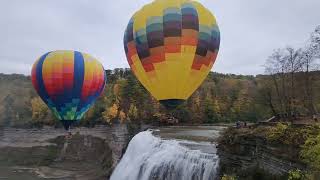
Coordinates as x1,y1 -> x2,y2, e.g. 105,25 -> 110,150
221,174 -> 236,180
288,169 -> 305,180
301,134 -> 320,170
266,123 -> 288,141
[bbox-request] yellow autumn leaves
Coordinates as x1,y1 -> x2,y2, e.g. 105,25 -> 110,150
101,81 -> 139,124
30,97 -> 48,121
102,103 -> 138,124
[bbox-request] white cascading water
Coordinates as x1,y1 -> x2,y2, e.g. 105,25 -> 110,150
110,130 -> 219,180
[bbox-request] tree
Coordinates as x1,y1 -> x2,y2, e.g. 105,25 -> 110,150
265,49 -> 288,117
264,47 -> 304,119
119,110 -> 126,123
102,103 -> 118,124
285,47 -> 303,117
299,26 -> 320,115
311,26 -> 320,58
256,77 -> 278,117
30,97 -> 48,121
203,97 -> 217,123
128,104 -> 138,121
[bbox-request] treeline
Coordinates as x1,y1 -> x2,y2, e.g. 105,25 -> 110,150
30,69 -> 267,126
29,26 -> 320,126
259,26 -> 320,119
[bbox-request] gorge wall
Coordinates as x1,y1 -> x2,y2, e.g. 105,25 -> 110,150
0,124 -> 135,180
217,127 -> 307,179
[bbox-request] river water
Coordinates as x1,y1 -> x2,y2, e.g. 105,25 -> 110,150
111,126 -> 226,180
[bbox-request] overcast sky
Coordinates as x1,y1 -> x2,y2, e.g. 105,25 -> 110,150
0,0 -> 319,75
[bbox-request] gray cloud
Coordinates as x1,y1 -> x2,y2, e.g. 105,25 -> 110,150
0,0 -> 319,75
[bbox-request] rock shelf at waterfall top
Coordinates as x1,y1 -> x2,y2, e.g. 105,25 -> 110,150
153,125 -> 228,142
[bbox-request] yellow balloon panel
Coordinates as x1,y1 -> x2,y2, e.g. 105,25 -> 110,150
124,0 -> 220,101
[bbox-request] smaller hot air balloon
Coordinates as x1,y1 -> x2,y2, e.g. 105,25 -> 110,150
31,50 -> 106,130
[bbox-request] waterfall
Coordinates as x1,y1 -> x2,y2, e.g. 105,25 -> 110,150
110,130 -> 219,180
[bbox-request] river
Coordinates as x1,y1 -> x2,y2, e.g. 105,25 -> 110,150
111,126 -> 226,180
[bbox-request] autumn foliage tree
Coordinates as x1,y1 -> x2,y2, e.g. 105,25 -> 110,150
102,103 -> 119,124
30,97 -> 57,125
31,97 -> 48,121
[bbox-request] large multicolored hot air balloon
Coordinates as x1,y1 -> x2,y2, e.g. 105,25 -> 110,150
124,0 -> 220,109
31,50 -> 106,130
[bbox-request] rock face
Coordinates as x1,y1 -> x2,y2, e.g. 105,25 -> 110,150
105,124 -> 130,169
217,128 -> 307,179
0,125 -> 133,180
0,135 -> 112,180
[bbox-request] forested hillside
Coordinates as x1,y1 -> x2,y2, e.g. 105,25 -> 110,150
0,69 -> 319,127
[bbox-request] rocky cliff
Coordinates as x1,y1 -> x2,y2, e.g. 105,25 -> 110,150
0,125 -> 133,180
217,127 -> 307,180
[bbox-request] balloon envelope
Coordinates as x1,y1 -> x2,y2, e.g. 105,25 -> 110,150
31,50 -> 106,129
124,0 -> 220,109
